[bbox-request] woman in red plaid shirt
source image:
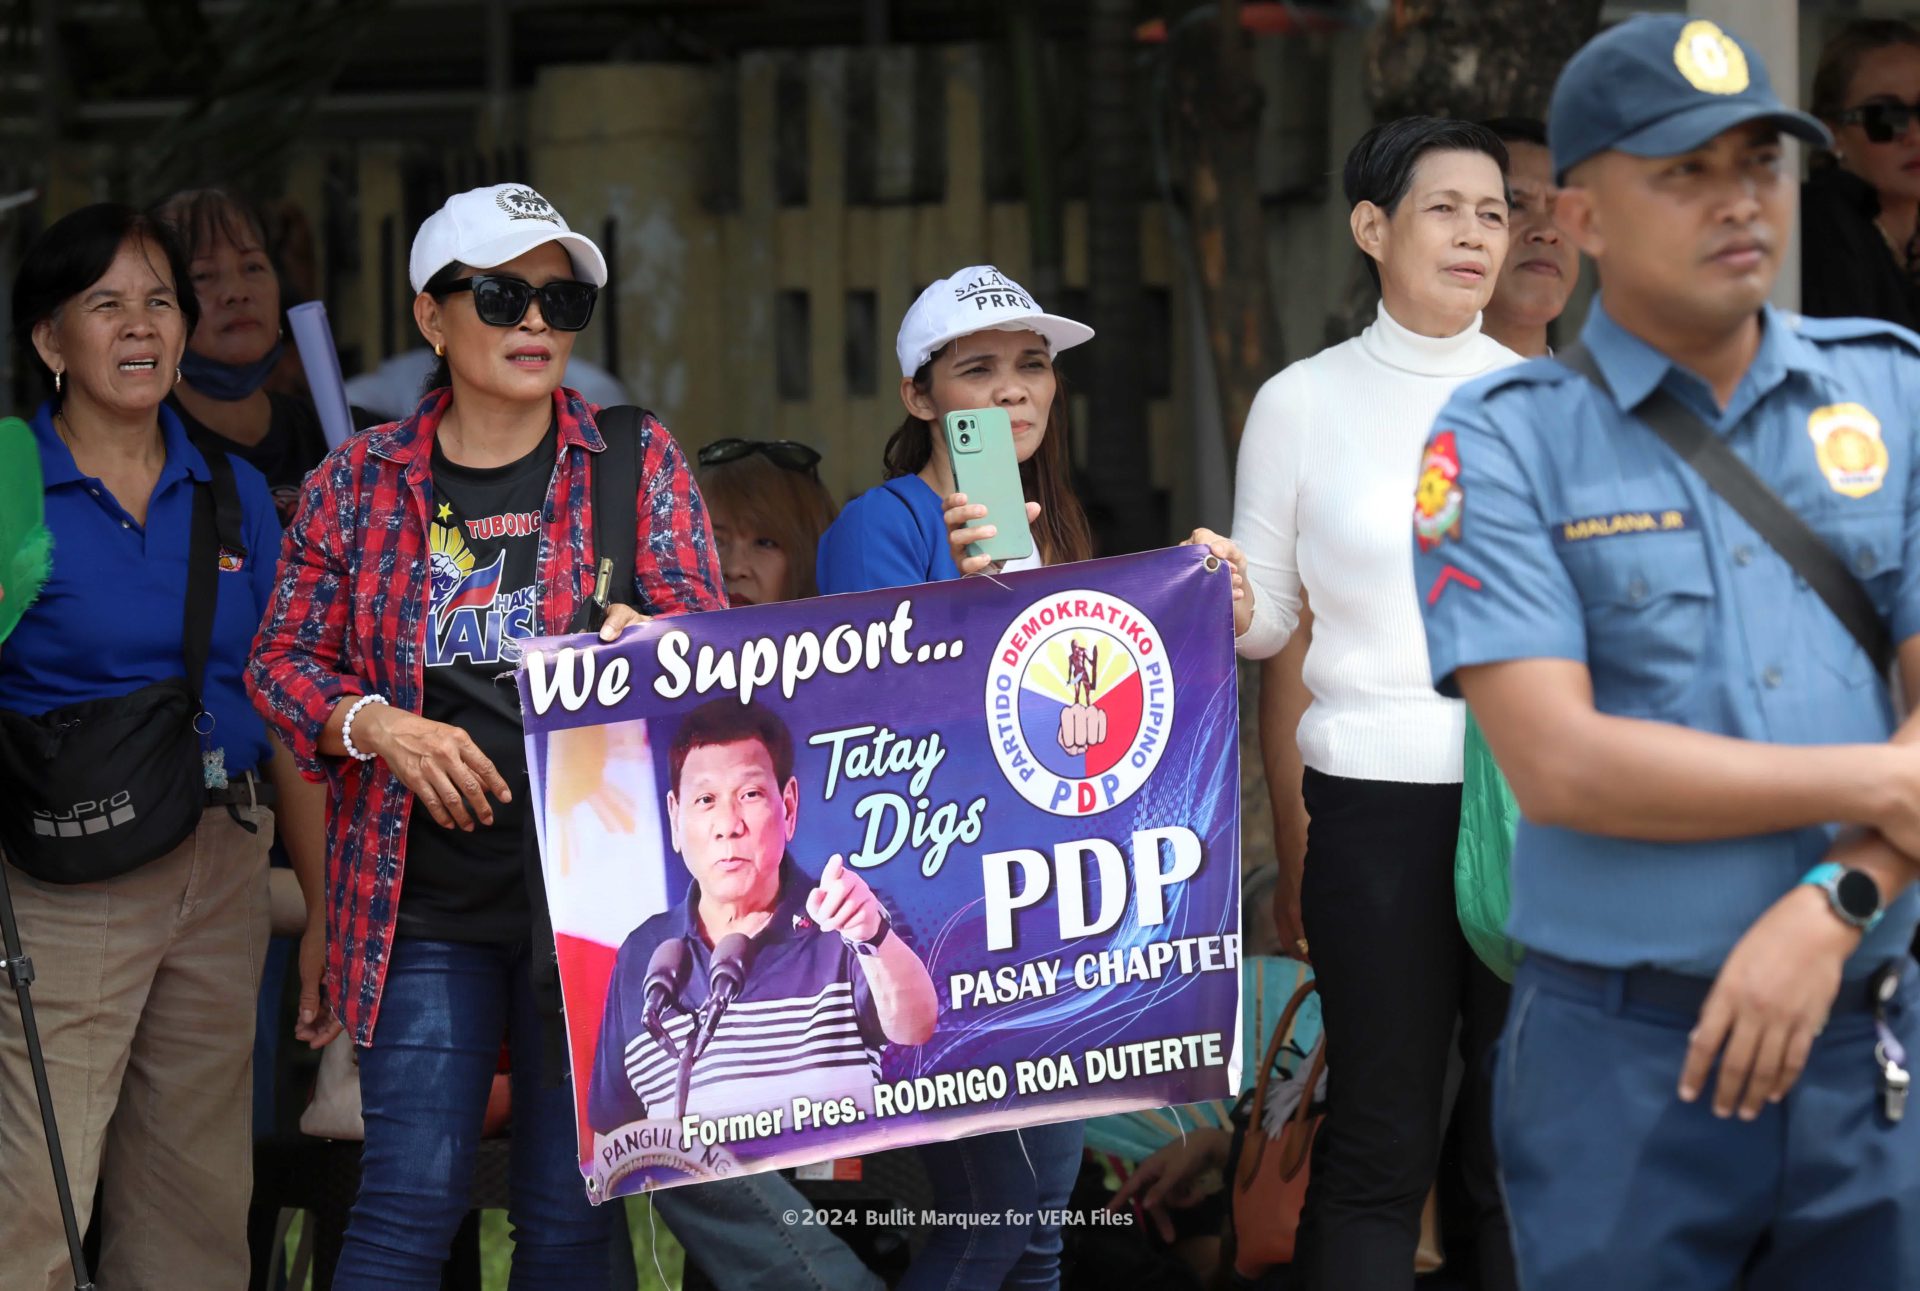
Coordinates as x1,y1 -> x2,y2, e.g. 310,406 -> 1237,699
248,184 -> 725,1287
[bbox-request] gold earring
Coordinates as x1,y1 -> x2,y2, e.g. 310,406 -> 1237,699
434,343 -> 444,358
53,368 -> 62,394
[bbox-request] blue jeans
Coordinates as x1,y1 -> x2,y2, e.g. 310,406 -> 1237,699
334,937 -> 621,1289
900,1122 -> 1084,1291
1497,955 -> 1920,1290
654,1172 -> 885,1291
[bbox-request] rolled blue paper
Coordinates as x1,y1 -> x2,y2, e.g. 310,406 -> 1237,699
288,300 -> 354,450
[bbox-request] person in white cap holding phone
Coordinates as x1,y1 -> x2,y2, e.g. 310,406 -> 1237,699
815,266 -> 1093,1289
817,265 -> 1095,594
248,182 -> 731,1287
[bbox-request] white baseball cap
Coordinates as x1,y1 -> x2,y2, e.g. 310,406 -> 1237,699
407,183 -> 609,294
895,265 -> 1094,377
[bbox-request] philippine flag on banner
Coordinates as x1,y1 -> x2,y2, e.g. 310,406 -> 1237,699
533,720 -> 670,1151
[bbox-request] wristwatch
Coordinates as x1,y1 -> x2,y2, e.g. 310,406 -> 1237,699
1801,862 -> 1884,933
846,906 -> 893,957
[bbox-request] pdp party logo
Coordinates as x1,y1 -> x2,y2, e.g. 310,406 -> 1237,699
985,590 -> 1174,815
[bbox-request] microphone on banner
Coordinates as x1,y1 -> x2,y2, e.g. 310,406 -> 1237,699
678,932 -> 758,1116
702,933 -> 760,1045
641,938 -> 691,1059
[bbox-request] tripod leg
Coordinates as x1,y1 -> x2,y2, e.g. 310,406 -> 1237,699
0,862 -> 97,1291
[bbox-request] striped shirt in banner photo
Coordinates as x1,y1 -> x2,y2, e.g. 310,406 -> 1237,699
587,858 -> 888,1131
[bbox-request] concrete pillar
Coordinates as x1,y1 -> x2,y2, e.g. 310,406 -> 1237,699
1690,0 -> 1801,311
354,145 -> 405,365
529,64 -> 728,445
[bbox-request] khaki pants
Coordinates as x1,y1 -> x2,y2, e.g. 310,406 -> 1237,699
0,805 -> 271,1291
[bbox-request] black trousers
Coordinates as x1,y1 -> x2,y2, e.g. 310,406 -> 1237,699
1293,769 -> 1516,1291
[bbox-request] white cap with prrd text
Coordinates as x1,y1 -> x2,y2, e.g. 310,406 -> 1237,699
895,265 -> 1094,377
408,183 -> 609,294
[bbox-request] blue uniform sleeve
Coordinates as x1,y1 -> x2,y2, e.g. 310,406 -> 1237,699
816,487 -> 936,596
587,936 -> 651,1133
1412,394 -> 1587,698
1894,358 -> 1920,647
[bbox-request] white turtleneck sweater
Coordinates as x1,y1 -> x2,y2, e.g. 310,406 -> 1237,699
1232,302 -> 1522,785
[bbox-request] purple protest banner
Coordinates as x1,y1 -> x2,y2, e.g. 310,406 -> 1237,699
516,546 -> 1242,1201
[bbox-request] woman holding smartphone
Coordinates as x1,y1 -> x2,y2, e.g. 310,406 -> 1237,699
815,266 -> 1091,1289
816,265 -> 1092,594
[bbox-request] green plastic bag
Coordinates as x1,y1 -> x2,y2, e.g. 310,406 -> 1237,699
1455,713 -> 1524,982
0,416 -> 52,647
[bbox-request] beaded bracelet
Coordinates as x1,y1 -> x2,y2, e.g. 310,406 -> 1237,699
341,693 -> 390,762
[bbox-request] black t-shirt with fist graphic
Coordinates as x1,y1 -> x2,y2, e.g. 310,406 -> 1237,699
397,428 -> 555,942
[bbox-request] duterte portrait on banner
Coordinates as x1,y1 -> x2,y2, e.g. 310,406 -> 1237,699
587,697 -> 936,1134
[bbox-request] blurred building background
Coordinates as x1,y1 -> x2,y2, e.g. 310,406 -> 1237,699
5,0 -> 1916,1008
0,0 -> 1904,539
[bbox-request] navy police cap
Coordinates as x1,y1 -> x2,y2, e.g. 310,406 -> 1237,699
1549,14 -> 1830,181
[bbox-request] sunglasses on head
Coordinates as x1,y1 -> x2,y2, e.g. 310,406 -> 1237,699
1838,99 -> 1920,144
440,274 -> 599,331
697,439 -> 823,477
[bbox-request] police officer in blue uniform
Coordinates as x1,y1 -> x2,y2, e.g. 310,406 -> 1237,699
1414,14 -> 1920,1289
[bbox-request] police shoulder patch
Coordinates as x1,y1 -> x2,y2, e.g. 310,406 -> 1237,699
1414,431 -> 1465,552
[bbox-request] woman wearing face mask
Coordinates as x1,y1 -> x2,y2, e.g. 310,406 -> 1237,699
157,189 -> 336,1211
157,188 -> 328,526
1803,19 -> 1920,327
696,439 -> 839,605
1193,119 -> 1522,1291
247,183 -> 727,1288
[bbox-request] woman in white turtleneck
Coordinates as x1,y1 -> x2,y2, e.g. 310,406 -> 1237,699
1194,119 -> 1522,1291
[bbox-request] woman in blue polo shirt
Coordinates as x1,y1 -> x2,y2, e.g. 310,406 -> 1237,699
0,203 -> 324,1289
817,266 -> 1094,1291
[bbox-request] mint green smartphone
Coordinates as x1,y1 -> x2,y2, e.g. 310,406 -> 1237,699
942,408 -> 1034,565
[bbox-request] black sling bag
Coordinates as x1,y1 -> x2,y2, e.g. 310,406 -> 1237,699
0,447 -> 247,883
533,408 -> 650,1079
569,405 -> 648,634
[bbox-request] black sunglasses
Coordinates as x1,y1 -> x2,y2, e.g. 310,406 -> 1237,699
1837,99 -> 1920,145
697,438 -> 822,477
440,274 -> 599,331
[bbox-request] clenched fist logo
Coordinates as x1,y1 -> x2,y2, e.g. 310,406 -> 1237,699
985,591 -> 1176,817
1058,704 -> 1108,756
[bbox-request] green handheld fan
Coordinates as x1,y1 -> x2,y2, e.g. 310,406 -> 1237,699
0,415 -> 51,646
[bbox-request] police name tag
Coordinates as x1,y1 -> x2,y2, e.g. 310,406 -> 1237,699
1555,509 -> 1692,544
